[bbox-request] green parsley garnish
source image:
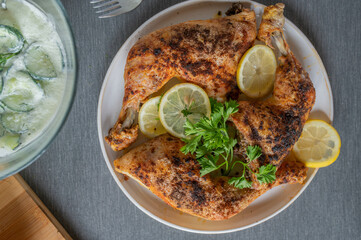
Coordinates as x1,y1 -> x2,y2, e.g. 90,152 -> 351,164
246,145 -> 262,162
180,98 -> 277,189
181,98 -> 238,176
256,164 -> 277,184
228,145 -> 276,188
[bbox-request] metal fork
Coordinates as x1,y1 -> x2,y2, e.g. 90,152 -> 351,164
90,0 -> 142,19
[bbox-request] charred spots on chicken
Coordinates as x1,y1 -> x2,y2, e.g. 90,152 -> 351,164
150,161 -> 155,167
166,137 -> 174,141
171,53 -> 178,61
226,86 -> 240,100
168,39 -> 180,50
259,120 -> 264,130
213,32 -> 234,52
180,59 -> 214,77
233,42 -> 244,53
187,180 -> 206,206
271,144 -> 283,153
155,178 -> 164,186
170,189 -> 185,201
133,166 -> 141,175
225,2 -> 243,16
153,48 -> 162,56
172,156 -> 182,167
187,171 -> 195,177
241,114 -> 250,126
283,109 -> 295,122
150,147 -> 156,154
250,126 -> 262,141
184,156 -> 193,163
258,154 -> 267,165
138,171 -> 150,187
282,177 -> 289,184
183,26 -> 212,50
268,154 -> 279,163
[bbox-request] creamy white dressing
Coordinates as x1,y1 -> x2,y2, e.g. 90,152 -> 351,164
0,0 -> 66,156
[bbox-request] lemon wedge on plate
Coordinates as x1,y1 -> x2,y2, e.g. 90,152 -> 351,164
237,45 -> 277,98
159,83 -> 211,138
138,96 -> 167,138
293,120 -> 341,168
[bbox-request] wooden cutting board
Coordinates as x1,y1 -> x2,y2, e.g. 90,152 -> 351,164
0,174 -> 72,240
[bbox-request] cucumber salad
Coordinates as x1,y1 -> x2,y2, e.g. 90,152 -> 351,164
0,0 -> 66,157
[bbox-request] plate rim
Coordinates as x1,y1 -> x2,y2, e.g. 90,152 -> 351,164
97,0 -> 333,234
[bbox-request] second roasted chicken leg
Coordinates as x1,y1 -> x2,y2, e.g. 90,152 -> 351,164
231,3 -> 315,184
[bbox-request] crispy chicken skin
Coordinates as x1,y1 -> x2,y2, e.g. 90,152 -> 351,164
113,4 -> 314,220
106,6 -> 257,151
231,4 -> 315,177
114,134 -> 307,220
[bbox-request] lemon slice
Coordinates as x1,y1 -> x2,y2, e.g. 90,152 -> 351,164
159,83 -> 211,138
237,45 -> 277,98
138,96 -> 167,138
293,120 -> 341,168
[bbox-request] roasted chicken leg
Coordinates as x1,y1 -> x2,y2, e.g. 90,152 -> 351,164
106,5 -> 257,151
114,134 -> 307,220
231,3 -> 315,182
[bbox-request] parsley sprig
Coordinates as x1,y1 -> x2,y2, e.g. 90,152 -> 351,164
180,98 -> 276,189
228,146 -> 277,188
181,98 -> 239,176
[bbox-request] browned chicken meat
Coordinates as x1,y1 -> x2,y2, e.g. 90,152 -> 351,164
113,3 -> 315,220
106,5 -> 257,151
231,3 -> 315,183
114,134 -> 307,220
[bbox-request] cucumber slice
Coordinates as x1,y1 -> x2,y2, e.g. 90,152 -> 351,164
1,112 -> 29,133
1,71 -> 44,112
0,132 -> 20,150
0,25 -> 24,55
24,44 -> 57,80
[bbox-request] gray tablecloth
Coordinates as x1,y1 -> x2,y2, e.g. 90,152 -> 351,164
21,0 -> 361,239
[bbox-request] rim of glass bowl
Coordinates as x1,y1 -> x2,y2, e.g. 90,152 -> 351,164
0,0 -> 78,180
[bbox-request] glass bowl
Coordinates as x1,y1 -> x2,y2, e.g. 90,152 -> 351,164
0,0 -> 77,179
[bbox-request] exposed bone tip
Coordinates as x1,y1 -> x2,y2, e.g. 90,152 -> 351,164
106,124 -> 139,151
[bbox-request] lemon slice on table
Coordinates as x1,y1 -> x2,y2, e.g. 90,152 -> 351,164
159,83 -> 211,138
138,96 -> 167,137
293,120 -> 341,168
237,45 -> 277,98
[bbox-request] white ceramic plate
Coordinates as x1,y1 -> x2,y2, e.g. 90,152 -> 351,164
97,0 -> 333,234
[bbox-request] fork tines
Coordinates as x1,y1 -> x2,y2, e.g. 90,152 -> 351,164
90,0 -> 122,19
90,0 -> 142,19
